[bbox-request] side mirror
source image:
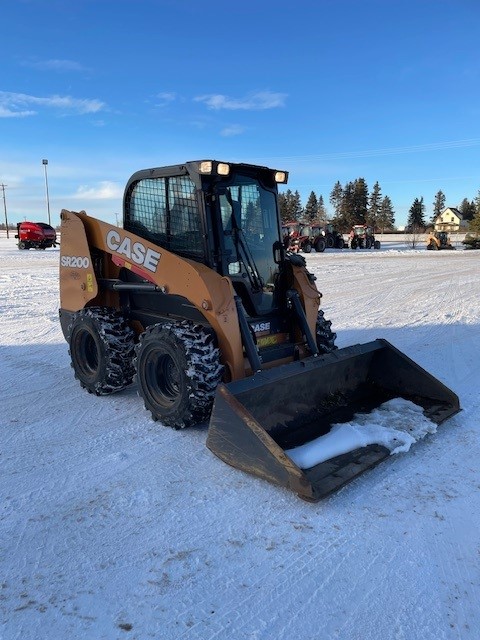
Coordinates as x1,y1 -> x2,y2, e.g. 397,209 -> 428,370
272,240 -> 283,264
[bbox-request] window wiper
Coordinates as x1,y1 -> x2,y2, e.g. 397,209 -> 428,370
232,225 -> 264,292
226,191 -> 264,292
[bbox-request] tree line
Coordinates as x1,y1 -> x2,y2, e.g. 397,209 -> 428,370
280,179 -> 480,233
279,178 -> 395,232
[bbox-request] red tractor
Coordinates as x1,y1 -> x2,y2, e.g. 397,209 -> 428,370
311,223 -> 346,252
349,225 -> 381,250
15,221 -> 57,250
281,222 -> 313,253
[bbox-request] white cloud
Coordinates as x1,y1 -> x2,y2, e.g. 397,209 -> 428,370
25,58 -> 87,72
0,91 -> 106,118
220,124 -> 246,137
73,181 -> 123,200
194,90 -> 287,111
0,105 -> 35,118
155,92 -> 176,107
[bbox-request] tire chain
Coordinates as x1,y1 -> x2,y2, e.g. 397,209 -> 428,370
315,309 -> 337,354
134,320 -> 223,427
68,307 -> 136,394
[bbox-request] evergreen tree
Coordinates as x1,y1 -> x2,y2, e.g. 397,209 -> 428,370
304,191 -> 318,223
407,197 -> 426,231
459,197 -> 476,221
367,181 -> 382,228
279,189 -> 303,222
329,181 -> 343,218
278,191 -> 289,223
469,210 -> 480,234
432,190 -> 446,222
332,181 -> 355,230
292,190 -> 303,220
317,194 -> 327,223
475,189 -> 480,215
377,196 -> 395,231
351,178 -> 369,224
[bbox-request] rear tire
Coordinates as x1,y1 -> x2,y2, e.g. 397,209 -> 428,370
135,321 -> 223,428
326,235 -> 335,249
68,307 -> 135,395
316,310 -> 337,354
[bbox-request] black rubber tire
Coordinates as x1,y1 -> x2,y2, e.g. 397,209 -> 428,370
335,236 -> 345,249
316,310 -> 337,354
18,241 -> 29,250
365,238 -> 372,249
135,321 -> 223,428
326,235 -> 335,249
302,242 -> 312,254
68,307 -> 135,395
315,238 -> 326,253
374,240 -> 381,250
350,238 -> 357,250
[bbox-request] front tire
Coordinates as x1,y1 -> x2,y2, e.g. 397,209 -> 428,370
135,321 -> 223,428
68,307 -> 135,395
315,238 -> 326,253
302,242 -> 312,253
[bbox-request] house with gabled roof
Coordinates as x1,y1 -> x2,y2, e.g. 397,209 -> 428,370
434,207 -> 468,232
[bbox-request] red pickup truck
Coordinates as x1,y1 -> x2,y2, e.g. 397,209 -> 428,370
15,221 -> 57,250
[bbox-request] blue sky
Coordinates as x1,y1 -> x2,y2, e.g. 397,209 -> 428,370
1,0 -> 479,228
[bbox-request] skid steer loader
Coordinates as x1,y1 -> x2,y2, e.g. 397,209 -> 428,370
59,160 -> 460,501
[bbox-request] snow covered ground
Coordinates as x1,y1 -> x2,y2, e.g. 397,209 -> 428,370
1,234 -> 479,640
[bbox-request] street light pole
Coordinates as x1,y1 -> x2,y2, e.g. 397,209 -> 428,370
1,183 -> 9,239
42,159 -> 51,226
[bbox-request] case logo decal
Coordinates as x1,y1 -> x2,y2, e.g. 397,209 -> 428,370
106,230 -> 161,273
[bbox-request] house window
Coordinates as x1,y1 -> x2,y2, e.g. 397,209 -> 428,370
451,217 -> 454,222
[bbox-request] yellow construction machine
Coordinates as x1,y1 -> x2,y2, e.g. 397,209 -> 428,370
59,160 -> 459,501
426,230 -> 455,250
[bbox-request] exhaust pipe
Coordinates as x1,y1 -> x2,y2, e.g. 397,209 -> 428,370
206,339 -> 460,501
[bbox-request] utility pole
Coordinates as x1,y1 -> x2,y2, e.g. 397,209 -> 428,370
42,159 -> 51,226
1,183 -> 9,239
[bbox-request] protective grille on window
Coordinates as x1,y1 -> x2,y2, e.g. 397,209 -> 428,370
168,177 -> 203,257
128,178 -> 167,240
128,176 -> 204,259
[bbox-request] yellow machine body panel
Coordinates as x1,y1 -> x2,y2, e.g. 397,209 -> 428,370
60,209 -> 324,382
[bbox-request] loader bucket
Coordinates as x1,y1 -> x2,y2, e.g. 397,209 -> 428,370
206,339 -> 460,501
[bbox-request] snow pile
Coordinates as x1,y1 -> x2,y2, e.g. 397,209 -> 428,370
285,398 -> 437,469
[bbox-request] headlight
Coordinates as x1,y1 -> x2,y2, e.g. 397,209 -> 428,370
198,161 -> 230,176
198,161 -> 213,174
274,171 -> 288,183
217,163 -> 230,176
